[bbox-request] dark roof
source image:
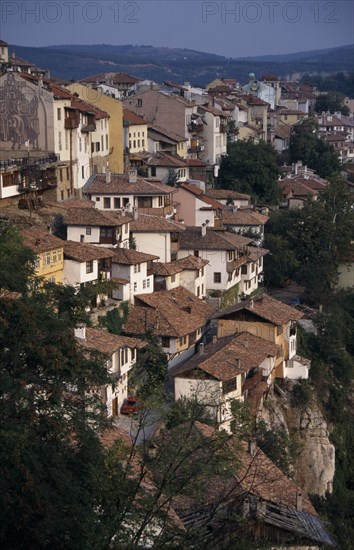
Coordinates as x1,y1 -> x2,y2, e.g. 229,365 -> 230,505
206,189 -> 250,201
173,332 -> 279,381
64,208 -> 129,228
213,293 -> 303,325
111,248 -> 159,265
20,227 -> 64,254
124,286 -> 214,338
130,213 -> 186,233
77,327 -> 146,355
83,173 -> 174,196
179,227 -> 252,252
63,241 -> 116,262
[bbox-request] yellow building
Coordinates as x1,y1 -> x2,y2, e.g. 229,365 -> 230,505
277,109 -> 306,126
21,227 -> 64,284
67,82 -> 124,173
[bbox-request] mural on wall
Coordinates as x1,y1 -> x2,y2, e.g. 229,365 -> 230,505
0,73 -> 54,151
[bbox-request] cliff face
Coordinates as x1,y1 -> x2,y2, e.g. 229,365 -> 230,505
259,381 -> 335,497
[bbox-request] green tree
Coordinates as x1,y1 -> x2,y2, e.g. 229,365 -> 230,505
0,289 -> 112,549
166,168 -> 179,187
289,116 -> 341,178
217,138 -> 281,204
129,331 -> 168,398
315,91 -> 350,115
98,301 -> 129,335
0,222 -> 36,292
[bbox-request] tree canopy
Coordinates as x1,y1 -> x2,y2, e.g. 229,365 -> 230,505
289,117 -> 341,178
315,91 -> 350,115
264,176 -> 354,304
217,138 -> 281,204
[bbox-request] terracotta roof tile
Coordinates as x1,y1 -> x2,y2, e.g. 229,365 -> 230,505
206,189 -> 250,201
20,227 -> 64,254
130,213 -> 186,233
173,332 -> 279,381
123,108 -> 147,125
63,241 -> 116,262
111,248 -> 159,265
83,173 -> 174,196
221,208 -> 269,226
179,182 -> 223,209
124,287 -> 214,338
179,227 -> 252,251
214,293 -> 303,325
64,207 -> 129,227
76,327 -> 146,355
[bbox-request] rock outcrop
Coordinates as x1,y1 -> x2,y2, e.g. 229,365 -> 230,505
259,380 -> 335,497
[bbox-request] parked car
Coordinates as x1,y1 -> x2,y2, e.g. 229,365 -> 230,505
120,397 -> 140,415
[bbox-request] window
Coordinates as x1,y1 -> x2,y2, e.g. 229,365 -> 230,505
222,378 -> 236,394
57,108 -> 61,120
194,250 -> 199,257
106,135 -> 108,149
91,143 -> 95,154
44,253 -> 51,266
133,282 -> 137,291
104,197 -> 111,209
79,138 -> 82,152
58,132 -> 62,151
214,272 -> 221,284
35,257 -> 40,269
66,167 -> 70,180
151,167 -> 156,177
241,265 -> 248,275
251,263 -> 255,272
134,264 -> 141,274
86,261 -> 93,274
114,197 -> 121,209
171,274 -> 176,283
137,99 -> 142,106
101,136 -> 104,150
81,166 -> 85,179
142,139 -> 145,148
86,228 -> 91,235
161,336 -> 170,348
143,280 -> 146,289
52,251 -> 57,263
147,279 -> 150,288
96,142 -> 100,152
133,140 -> 136,148
197,286 -> 200,297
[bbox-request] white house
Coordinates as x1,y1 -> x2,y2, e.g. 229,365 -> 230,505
64,207 -> 131,248
173,332 -> 278,432
174,181 -> 223,227
83,169 -> 177,219
129,212 -> 186,263
124,286 -> 214,368
75,324 -> 146,417
110,247 -> 159,303
152,255 -> 209,298
177,226 -> 257,304
62,240 -> 116,288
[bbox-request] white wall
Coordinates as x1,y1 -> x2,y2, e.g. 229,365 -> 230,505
133,232 -> 171,263
62,258 -> 99,285
67,225 -> 101,244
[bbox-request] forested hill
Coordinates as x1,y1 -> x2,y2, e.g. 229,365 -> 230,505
11,43 -> 354,84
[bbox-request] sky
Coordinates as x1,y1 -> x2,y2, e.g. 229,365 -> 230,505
1,0 -> 354,58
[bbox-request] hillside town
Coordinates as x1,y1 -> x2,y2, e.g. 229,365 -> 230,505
1,39 -> 353,549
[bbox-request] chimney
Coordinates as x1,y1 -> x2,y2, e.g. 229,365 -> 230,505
250,299 -> 254,309
212,335 -> 218,344
133,207 -> 139,220
199,343 -> 205,355
248,438 -> 257,457
128,168 -> 137,183
126,202 -> 133,213
74,323 -> 86,340
296,491 -> 302,512
201,223 -> 206,237
106,170 -> 111,184
244,339 -> 249,349
121,207 -> 126,217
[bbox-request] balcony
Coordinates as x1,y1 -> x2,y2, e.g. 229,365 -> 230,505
242,370 -> 263,393
188,144 -> 205,153
226,256 -> 247,273
65,115 -> 80,130
187,121 -> 204,133
81,123 -> 96,133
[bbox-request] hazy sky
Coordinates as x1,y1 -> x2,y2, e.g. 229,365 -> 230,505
1,0 -> 354,57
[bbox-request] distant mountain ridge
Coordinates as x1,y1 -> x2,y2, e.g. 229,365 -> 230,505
10,43 -> 354,85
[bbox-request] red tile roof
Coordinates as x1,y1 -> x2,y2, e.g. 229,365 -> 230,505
76,327 -> 146,355
83,173 -> 174,196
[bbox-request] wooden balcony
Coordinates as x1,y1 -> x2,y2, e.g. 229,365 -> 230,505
242,370 -> 263,393
65,115 -> 80,130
